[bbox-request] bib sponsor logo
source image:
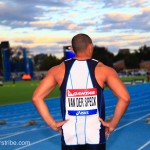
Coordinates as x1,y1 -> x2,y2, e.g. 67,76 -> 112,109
66,88 -> 97,97
68,109 -> 97,116
76,110 -> 89,116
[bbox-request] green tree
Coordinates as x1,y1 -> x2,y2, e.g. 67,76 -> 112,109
0,49 -> 2,72
40,54 -> 62,70
125,53 -> 140,69
135,45 -> 150,61
92,46 -> 114,67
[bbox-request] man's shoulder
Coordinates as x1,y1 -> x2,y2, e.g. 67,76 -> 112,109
48,62 -> 65,74
96,62 -> 116,75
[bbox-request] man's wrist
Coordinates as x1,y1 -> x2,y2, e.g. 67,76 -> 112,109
48,120 -> 57,130
110,118 -> 118,129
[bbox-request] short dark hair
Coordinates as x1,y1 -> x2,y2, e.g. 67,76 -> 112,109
71,33 -> 92,53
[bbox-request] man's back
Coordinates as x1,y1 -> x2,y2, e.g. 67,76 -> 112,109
59,58 -> 105,145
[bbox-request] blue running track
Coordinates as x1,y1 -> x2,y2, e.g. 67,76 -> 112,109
0,83 -> 150,150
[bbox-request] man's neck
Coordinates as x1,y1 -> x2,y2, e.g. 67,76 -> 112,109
74,53 -> 91,60
74,56 -> 91,60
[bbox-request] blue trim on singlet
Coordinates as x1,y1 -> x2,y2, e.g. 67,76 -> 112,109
84,116 -> 87,143
69,73 -> 73,89
86,72 -> 90,88
99,88 -> 103,117
86,61 -> 94,88
75,116 -> 78,144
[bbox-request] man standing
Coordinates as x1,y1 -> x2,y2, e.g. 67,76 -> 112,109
32,33 -> 130,150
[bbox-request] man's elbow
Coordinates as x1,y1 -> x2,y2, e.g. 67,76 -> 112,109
32,94 -> 40,105
123,94 -> 130,105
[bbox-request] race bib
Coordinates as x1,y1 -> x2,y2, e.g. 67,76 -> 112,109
66,88 -> 98,116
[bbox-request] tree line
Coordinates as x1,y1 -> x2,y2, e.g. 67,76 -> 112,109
34,45 -> 150,71
0,44 -> 150,73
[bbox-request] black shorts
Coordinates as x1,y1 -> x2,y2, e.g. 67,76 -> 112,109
62,144 -> 106,150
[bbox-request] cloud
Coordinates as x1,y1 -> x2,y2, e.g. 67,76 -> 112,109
30,44 -> 65,58
30,19 -> 84,31
30,21 -> 54,28
98,7 -> 150,32
0,2 -> 40,22
92,34 -> 150,54
0,0 -> 70,28
101,0 -> 149,8
14,40 -> 33,44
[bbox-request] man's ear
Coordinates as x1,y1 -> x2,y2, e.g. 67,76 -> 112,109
70,47 -> 75,53
88,44 -> 93,55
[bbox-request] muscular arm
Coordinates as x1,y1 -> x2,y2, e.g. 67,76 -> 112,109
32,66 -> 66,132
99,66 -> 130,135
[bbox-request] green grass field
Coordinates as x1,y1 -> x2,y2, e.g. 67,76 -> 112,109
0,80 -> 60,106
0,76 -> 147,105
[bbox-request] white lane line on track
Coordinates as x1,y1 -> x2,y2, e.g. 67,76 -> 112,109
124,109 -> 150,116
115,113 -> 150,131
106,102 -> 150,114
15,133 -> 60,150
137,140 -> 150,150
0,127 -> 49,140
13,113 -> 150,150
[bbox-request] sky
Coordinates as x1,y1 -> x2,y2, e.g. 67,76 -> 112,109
0,0 -> 150,58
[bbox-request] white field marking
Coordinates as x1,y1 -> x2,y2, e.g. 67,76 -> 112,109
105,97 -> 150,106
137,140 -> 150,150
127,103 -> 150,111
15,133 -> 60,150
0,131 -> 26,140
115,113 -> 150,131
129,97 -> 150,105
0,132 -> 24,137
0,124 -> 46,132
105,96 -> 150,112
105,96 -> 150,110
1,111 -> 61,120
0,127 -> 49,140
124,109 -> 150,116
106,102 -> 150,114
104,91 -> 150,103
1,113 -> 38,120
9,113 -> 150,150
1,108 -> 61,118
1,91 -> 149,117
105,98 -> 150,110
106,105 -> 115,109
0,96 -> 60,106
0,117 -> 62,133
0,125 -> 22,131
6,98 -> 149,119
0,118 -> 43,130
106,109 -> 150,120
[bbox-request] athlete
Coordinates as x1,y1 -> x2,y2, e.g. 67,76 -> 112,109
32,33 -> 130,150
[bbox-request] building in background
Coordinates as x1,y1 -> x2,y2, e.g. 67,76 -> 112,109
0,41 -> 34,81
118,48 -> 130,54
140,61 -> 150,69
0,41 -> 11,81
113,60 -> 126,71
